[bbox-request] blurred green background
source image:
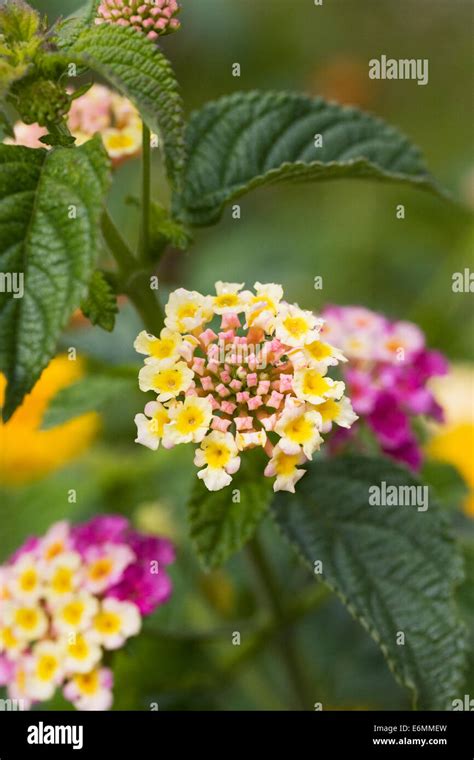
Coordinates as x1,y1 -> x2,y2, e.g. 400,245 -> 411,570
0,0 -> 473,711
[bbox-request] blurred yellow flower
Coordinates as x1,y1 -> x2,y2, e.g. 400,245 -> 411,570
0,357 -> 99,485
427,365 -> 474,516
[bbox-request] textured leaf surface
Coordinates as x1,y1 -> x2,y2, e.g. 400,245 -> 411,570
81,270 -> 118,332
175,91 -> 444,225
188,450 -> 273,569
69,24 -> 185,185
271,456 -> 466,710
0,138 -> 110,420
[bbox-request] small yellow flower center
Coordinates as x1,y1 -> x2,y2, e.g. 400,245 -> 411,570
284,316 -> 309,339
215,294 -> 239,309
19,569 -> 38,592
177,303 -> 198,320
94,611 -> 121,635
285,416 -> 314,444
176,406 -> 205,434
302,372 -> 330,397
275,453 -> 300,476
44,541 -> 64,561
205,442 -> 232,469
15,608 -> 39,630
74,670 -> 99,696
150,339 -> 176,360
37,655 -> 58,682
51,567 -> 74,595
316,399 -> 340,423
150,409 -> 168,436
68,635 -> 89,660
105,133 -> 134,150
154,368 -> 182,393
88,558 -> 113,583
306,341 -> 332,361
1,627 -> 18,649
62,601 -> 85,626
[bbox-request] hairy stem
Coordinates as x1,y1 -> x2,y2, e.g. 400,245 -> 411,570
101,209 -> 164,335
246,535 -> 312,710
140,123 -> 151,261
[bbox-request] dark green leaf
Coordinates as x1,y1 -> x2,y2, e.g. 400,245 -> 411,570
69,24 -> 185,186
41,374 -> 134,429
81,270 -> 118,332
0,137 -> 110,421
175,91 -> 446,226
188,449 -> 273,570
271,455 -> 466,710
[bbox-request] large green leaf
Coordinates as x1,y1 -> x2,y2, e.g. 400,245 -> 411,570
69,24 -> 185,186
271,455 -> 466,710
188,449 -> 273,570
174,91 -> 445,226
0,138 -> 110,421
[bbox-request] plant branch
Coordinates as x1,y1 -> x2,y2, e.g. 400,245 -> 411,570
246,535 -> 313,710
101,209 -> 164,334
140,122 -> 151,261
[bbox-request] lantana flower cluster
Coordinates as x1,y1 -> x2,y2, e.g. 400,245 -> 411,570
134,283 -> 357,493
96,0 -> 181,40
5,84 -> 142,164
0,516 -> 174,710
321,305 -> 449,469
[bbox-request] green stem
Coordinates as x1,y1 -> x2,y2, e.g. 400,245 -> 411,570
101,210 -> 164,335
246,535 -> 312,710
140,122 -> 151,261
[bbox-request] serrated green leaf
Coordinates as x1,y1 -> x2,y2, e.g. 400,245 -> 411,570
174,91 -> 446,226
0,137 -> 110,421
81,270 -> 118,332
54,1 -> 101,50
69,24 -> 185,186
188,449 -> 273,570
41,373 -> 134,430
271,455 -> 466,710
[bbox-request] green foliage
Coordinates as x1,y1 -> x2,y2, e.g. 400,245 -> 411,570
69,24 -> 185,186
271,455 -> 466,710
0,0 -> 45,97
54,1 -> 101,50
174,91 -> 445,226
41,373 -> 135,429
0,137 -> 110,421
81,270 -> 118,332
149,200 -> 192,252
188,450 -> 273,570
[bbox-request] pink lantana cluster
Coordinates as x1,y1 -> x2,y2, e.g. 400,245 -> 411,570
5,84 -> 142,165
134,283 -> 358,493
0,516 -> 174,710
321,305 -> 449,469
96,0 -> 181,40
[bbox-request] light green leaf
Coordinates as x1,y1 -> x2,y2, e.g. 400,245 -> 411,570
81,270 -> 118,332
188,449 -> 273,570
271,455 -> 466,710
0,137 -> 110,421
54,1 -> 101,49
41,373 -> 134,429
175,91 -> 446,226
69,24 -> 185,186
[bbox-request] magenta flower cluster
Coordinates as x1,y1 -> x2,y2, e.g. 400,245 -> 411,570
70,515 -> 175,614
321,306 -> 448,469
0,516 -> 174,710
